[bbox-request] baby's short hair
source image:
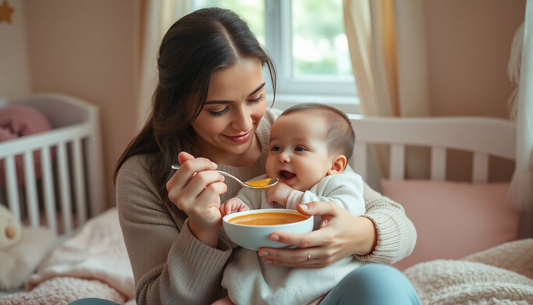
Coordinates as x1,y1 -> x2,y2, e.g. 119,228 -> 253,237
279,103 -> 355,161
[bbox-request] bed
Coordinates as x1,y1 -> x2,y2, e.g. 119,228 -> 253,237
0,98 -> 531,304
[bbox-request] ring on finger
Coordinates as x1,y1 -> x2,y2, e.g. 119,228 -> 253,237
307,253 -> 311,261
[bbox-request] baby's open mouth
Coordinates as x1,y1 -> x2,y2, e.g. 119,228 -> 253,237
279,170 -> 296,180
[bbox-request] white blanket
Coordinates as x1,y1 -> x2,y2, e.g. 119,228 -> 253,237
0,208 -> 135,305
405,238 -> 533,304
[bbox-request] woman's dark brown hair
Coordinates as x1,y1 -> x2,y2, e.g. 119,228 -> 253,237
113,8 -> 277,206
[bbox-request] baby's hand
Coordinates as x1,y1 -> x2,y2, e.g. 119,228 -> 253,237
220,198 -> 250,216
266,182 -> 293,207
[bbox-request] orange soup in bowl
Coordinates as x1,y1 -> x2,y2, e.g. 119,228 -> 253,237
229,212 -> 309,226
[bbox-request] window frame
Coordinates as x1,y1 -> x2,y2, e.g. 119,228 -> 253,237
264,0 -> 360,114
190,0 -> 361,114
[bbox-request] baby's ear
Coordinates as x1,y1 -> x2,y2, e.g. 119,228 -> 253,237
327,155 -> 347,175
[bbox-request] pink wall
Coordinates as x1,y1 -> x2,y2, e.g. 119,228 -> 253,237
425,0 -> 525,182
24,0 -> 140,207
0,0 -> 31,95
425,0 -> 526,118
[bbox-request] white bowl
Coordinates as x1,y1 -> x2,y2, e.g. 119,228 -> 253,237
222,209 -> 314,251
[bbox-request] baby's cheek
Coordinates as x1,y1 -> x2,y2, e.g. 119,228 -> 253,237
265,158 -> 277,177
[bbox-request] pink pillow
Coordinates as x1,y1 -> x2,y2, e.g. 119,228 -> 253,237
0,105 -> 52,186
381,179 -> 521,271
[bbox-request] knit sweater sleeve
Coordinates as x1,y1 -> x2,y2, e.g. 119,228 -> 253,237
355,182 -> 417,264
116,154 -> 233,305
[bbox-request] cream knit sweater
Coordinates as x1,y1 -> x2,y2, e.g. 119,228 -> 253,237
116,108 -> 417,305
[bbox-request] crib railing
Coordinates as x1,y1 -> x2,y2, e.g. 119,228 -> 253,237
347,115 -> 516,183
0,93 -> 105,237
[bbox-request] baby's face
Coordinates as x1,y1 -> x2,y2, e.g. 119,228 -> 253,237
265,112 -> 335,191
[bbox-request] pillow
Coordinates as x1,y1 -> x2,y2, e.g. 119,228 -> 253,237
0,105 -> 52,186
381,179 -> 521,271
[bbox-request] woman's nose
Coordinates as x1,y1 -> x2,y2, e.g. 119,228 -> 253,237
231,107 -> 253,131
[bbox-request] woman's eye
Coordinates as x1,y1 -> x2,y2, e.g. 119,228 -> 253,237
209,107 -> 229,117
248,94 -> 265,103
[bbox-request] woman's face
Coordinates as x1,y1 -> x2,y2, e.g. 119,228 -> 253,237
192,58 -> 267,165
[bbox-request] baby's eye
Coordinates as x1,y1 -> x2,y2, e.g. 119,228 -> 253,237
295,146 -> 306,152
270,146 -> 281,152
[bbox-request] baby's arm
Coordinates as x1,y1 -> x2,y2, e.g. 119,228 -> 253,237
303,172 -> 366,216
220,198 -> 250,216
266,182 -> 304,210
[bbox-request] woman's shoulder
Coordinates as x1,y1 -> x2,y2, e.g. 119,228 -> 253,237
264,107 -> 282,123
117,153 -> 157,184
255,107 -> 282,143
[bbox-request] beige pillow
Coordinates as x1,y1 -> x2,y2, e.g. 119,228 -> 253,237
381,180 -> 521,271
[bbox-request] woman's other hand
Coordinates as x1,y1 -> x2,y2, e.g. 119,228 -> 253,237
258,201 -> 377,268
166,151 -> 227,247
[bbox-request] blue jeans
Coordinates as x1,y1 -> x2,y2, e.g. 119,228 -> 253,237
320,263 -> 421,305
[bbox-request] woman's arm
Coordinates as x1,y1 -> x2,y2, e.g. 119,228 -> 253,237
117,154 -> 232,305
355,182 -> 417,264
257,182 -> 416,267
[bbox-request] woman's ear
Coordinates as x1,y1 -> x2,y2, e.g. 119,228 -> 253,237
327,155 -> 347,175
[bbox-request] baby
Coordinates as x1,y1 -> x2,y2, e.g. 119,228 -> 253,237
216,103 -> 367,305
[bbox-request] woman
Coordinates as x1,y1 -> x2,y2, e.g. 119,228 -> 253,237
114,7 -> 420,305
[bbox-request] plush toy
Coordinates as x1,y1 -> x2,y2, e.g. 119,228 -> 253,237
0,204 -> 22,249
0,204 -> 57,291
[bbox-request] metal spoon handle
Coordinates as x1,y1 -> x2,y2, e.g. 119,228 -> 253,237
170,164 -> 247,187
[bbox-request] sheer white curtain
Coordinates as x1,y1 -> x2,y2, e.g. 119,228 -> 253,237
508,0 -> 533,213
342,0 -> 430,118
136,0 -> 192,128
342,0 -> 431,179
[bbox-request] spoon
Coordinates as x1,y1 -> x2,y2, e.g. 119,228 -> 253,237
170,165 -> 279,190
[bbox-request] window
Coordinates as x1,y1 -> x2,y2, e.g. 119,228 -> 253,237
193,0 -> 360,114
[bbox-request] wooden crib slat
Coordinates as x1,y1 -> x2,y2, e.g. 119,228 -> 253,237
390,144 -> 405,179
57,142 -> 72,235
430,147 -> 446,181
354,142 -> 367,180
41,145 -> 58,235
23,151 -> 39,227
73,138 -> 87,226
473,153 -> 489,184
4,156 -> 21,221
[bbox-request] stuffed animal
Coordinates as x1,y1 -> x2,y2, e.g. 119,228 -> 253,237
0,204 -> 57,291
0,204 -> 22,249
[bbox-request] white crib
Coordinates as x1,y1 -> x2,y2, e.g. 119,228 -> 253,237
0,93 -> 106,237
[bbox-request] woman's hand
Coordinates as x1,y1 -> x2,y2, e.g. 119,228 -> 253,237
258,201 -> 377,268
166,151 -> 227,247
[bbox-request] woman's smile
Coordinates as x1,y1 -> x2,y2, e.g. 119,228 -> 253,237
224,129 -> 252,143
